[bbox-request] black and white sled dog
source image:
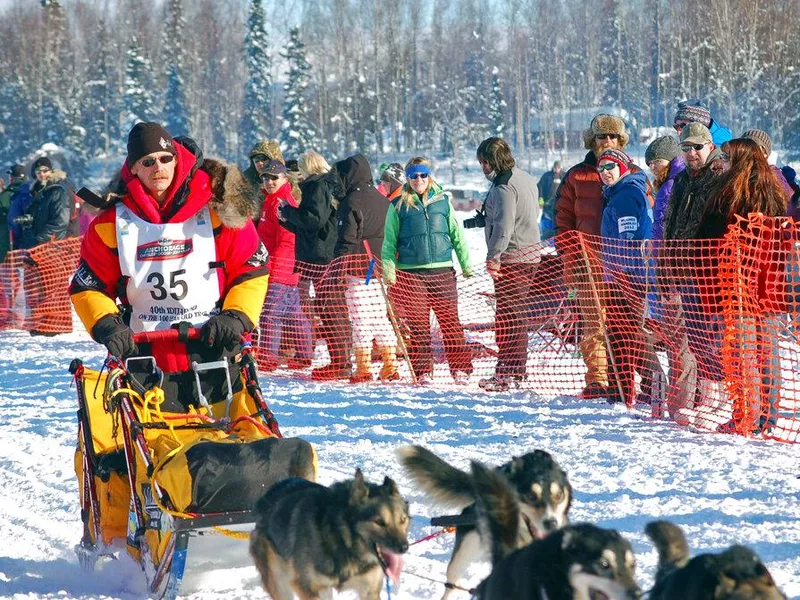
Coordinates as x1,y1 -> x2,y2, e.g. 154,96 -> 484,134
249,468 -> 410,600
645,520 -> 787,600
397,444 -> 572,598
470,460 -> 641,600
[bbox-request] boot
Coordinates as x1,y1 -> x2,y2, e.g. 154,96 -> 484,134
695,379 -> 729,429
378,345 -> 399,381
350,346 -> 373,384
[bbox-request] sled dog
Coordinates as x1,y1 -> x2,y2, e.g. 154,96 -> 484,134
646,520 -> 786,600
470,459 -> 640,600
249,468 -> 410,600
397,444 -> 572,598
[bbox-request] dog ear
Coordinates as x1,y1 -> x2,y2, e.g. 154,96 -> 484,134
382,476 -> 399,494
350,468 -> 369,504
506,456 -> 526,476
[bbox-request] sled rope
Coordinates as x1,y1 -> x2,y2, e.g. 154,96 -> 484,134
410,526 -> 455,545
403,569 -> 476,595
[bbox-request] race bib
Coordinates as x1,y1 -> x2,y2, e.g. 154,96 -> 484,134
116,205 -> 221,332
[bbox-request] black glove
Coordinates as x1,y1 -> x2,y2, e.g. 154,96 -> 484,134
92,314 -> 138,359
200,310 -> 251,351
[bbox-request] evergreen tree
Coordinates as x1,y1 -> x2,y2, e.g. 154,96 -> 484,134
239,0 -> 273,154
38,0 -> 70,145
162,0 -> 191,135
124,35 -> 158,124
279,26 -> 320,157
489,66 -> 505,137
83,17 -> 115,157
0,78 -> 34,166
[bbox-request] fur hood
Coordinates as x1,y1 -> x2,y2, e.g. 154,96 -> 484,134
99,142 -> 260,228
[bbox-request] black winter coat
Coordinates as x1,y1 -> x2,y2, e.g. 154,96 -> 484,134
20,170 -> 74,249
280,170 -> 342,266
333,154 -> 386,260
661,163 -> 719,241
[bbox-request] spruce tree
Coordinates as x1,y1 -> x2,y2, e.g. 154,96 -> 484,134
279,26 -> 320,157
124,35 -> 157,124
38,0 -> 70,145
83,17 -> 115,157
0,78 -> 33,166
239,0 -> 273,154
489,67 -> 506,137
162,0 -> 191,136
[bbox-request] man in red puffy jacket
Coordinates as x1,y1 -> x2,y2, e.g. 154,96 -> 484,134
256,160 -> 313,369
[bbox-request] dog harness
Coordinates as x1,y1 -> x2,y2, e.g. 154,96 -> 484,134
116,204 -> 220,332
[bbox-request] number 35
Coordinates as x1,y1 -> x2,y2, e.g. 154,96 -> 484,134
147,269 -> 188,301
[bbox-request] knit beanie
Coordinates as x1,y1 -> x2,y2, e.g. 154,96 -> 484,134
645,136 -> 680,164
741,129 -> 772,157
598,148 -> 632,175
127,122 -> 176,166
31,156 -> 53,175
674,100 -> 712,128
380,163 -> 405,187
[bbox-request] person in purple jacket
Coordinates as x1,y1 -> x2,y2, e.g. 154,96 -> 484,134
645,136 -> 685,239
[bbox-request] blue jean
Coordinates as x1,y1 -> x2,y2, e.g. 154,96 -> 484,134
259,282 -> 313,361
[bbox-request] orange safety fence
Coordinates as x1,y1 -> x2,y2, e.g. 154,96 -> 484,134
3,218 -> 800,442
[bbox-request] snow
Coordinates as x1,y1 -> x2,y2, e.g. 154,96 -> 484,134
2,165 -> 799,599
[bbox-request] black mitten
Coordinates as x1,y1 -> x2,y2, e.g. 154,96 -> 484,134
92,314 -> 138,359
200,310 -> 251,351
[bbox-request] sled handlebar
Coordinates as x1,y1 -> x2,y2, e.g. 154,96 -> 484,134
133,327 -> 202,344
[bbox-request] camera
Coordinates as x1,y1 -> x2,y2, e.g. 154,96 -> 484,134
12,214 -> 34,228
463,210 -> 486,229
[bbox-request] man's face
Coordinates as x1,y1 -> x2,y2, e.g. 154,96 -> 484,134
34,166 -> 52,184
681,142 -> 714,172
131,152 -> 177,197
262,172 -> 287,195
594,133 -> 622,153
252,154 -> 269,175
674,120 -> 692,136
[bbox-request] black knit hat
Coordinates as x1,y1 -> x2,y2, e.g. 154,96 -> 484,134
127,122 -> 176,167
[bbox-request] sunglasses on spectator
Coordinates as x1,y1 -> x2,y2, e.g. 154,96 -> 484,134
260,173 -> 282,182
674,122 -> 690,132
718,152 -> 730,161
407,173 -> 429,180
596,163 -> 617,172
141,155 -> 175,168
252,154 -> 269,163
681,143 -> 706,152
595,134 -> 620,140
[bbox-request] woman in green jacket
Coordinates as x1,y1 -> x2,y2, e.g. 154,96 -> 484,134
382,157 -> 473,384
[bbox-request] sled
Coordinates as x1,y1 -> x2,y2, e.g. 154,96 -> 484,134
70,327 -> 317,599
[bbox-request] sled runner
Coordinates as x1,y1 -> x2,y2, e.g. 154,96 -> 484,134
70,327 -> 316,599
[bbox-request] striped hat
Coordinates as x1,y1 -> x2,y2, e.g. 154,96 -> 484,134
598,148 -> 632,175
674,100 -> 712,128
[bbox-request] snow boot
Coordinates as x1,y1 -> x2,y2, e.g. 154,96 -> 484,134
350,346 -> 373,383
378,345 -> 399,381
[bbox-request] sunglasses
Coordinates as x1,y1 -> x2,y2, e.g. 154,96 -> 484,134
680,143 -> 706,152
252,154 -> 269,163
35,168 -> 51,175
141,155 -> 175,168
674,122 -> 690,132
718,152 -> 730,161
595,134 -> 620,141
260,173 -> 282,182
597,163 -> 617,172
407,173 -> 429,180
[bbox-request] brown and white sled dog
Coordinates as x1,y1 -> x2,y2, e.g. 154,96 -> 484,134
646,520 -> 787,600
471,460 -> 640,600
397,445 -> 572,598
249,468 -> 410,600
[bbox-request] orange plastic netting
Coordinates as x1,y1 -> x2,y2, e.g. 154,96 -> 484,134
2,217 -> 799,442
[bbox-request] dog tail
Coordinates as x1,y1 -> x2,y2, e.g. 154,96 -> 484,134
396,445 -> 475,508
470,460 -> 520,566
645,520 -> 691,583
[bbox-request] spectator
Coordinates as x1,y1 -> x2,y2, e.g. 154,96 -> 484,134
331,154 -> 395,383
382,157 -> 473,384
0,165 -> 27,261
596,148 -> 663,407
243,140 -> 284,217
702,138 -> 787,435
645,136 -> 684,240
660,122 -> 723,425
555,113 -> 652,399
537,160 -> 562,239
740,129 -> 794,204
475,137 -> 541,391
17,157 -> 74,249
782,165 -> 800,217
70,122 -> 268,410
673,99 -> 732,147
256,159 -> 313,371
7,175 -> 34,248
376,163 -> 405,201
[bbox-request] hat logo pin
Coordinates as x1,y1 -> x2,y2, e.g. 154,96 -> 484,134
159,137 -> 169,149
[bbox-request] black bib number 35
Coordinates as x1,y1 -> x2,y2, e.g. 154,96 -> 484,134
147,269 -> 189,301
